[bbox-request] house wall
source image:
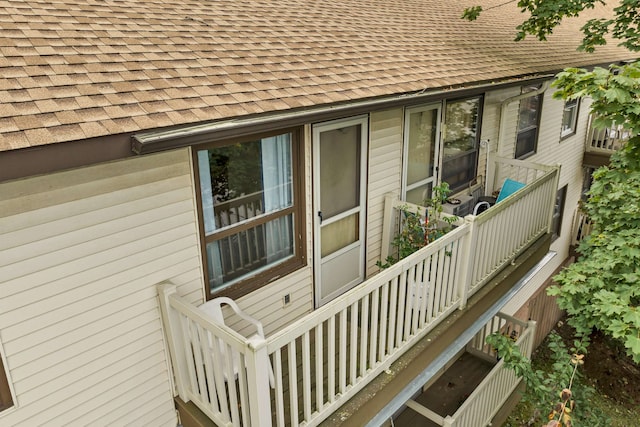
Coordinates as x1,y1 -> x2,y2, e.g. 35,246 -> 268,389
0,149 -> 202,426
499,85 -> 591,316
365,108 -> 404,277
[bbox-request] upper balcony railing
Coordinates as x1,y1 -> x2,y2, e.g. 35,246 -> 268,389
585,114 -> 630,154
158,157 -> 559,427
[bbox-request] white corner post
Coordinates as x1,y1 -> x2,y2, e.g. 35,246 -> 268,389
456,216 -> 478,310
244,335 -> 273,427
157,282 -> 191,401
546,164 -> 562,234
380,192 -> 398,262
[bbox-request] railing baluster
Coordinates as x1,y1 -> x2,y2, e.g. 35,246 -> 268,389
388,277 -> 398,353
302,331 -> 312,421
379,282 -> 389,361
370,287 -> 379,367
350,302 -> 358,384
288,341 -> 299,427
339,308 -> 347,394
328,316 -> 336,403
315,323 -> 324,413
360,296 -> 369,377
274,350 -> 285,427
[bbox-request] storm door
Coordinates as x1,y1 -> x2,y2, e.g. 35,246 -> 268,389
312,116 -> 368,307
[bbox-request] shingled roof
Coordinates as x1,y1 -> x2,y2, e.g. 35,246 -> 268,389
0,0 -> 634,152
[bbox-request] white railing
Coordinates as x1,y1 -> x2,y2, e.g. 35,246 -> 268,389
466,158 -> 559,297
444,315 -> 536,427
585,115 -> 629,154
158,158 -> 558,427
571,207 -> 593,246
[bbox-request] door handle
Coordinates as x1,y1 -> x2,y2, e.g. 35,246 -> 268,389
318,211 -> 323,222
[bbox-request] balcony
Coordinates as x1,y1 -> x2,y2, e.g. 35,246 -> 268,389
157,157 -> 559,427
583,114 -> 630,167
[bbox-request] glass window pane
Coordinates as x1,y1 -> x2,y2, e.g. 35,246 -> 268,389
198,134 -> 293,234
320,213 -> 359,257
206,214 -> 294,291
443,97 -> 480,191
320,124 -> 360,219
443,98 -> 479,156
407,109 -> 437,185
406,183 -> 432,206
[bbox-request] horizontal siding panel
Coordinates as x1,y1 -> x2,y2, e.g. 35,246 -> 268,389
6,294 -> 161,364
1,197 -> 194,266
0,182 -> 192,251
130,401 -> 179,427
1,212 -> 196,285
236,267 -> 314,335
65,359 -> 172,426
100,379 -> 176,427
367,108 -> 403,278
0,237 -> 198,323
5,257 -> 198,357
0,150 -> 190,217
1,222 -> 197,298
0,149 -> 197,427
12,359 -> 169,426
14,323 -> 164,397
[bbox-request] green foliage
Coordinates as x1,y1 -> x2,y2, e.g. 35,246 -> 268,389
462,0 -> 640,52
487,332 -> 608,426
550,61 -> 640,364
378,183 -> 457,268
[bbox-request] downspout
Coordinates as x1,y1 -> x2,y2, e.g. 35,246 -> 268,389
486,80 -> 551,194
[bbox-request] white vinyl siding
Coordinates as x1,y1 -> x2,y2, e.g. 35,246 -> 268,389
502,89 -> 590,315
366,108 -> 404,277
0,148 -> 201,426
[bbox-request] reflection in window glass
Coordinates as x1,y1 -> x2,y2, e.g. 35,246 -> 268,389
561,98 -> 579,138
516,85 -> 543,158
197,132 -> 296,293
442,97 -> 481,192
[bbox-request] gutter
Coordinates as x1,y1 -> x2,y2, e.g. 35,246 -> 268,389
132,74 -> 554,154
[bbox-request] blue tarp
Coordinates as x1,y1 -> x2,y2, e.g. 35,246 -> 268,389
496,178 -> 526,203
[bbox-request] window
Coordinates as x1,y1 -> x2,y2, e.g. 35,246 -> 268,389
403,104 -> 440,204
442,96 -> 482,193
0,352 -> 13,412
515,85 -> 543,159
195,128 -> 305,298
551,185 -> 567,241
560,98 -> 580,138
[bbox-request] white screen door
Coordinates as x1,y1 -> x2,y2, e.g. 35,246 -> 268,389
313,116 -> 368,307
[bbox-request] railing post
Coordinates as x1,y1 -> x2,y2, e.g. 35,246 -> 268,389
157,282 -> 190,401
546,165 -> 561,234
245,336 -> 273,427
443,414 -> 455,427
456,216 -> 478,310
525,320 -> 537,358
380,192 -> 397,262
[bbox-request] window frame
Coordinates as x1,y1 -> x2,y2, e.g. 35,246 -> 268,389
441,95 -> 484,193
551,184 -> 567,242
560,98 -> 580,139
193,127 -> 306,300
515,86 -> 543,159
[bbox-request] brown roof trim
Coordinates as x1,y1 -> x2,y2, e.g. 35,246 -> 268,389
0,133 -> 133,182
132,73 -> 556,154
